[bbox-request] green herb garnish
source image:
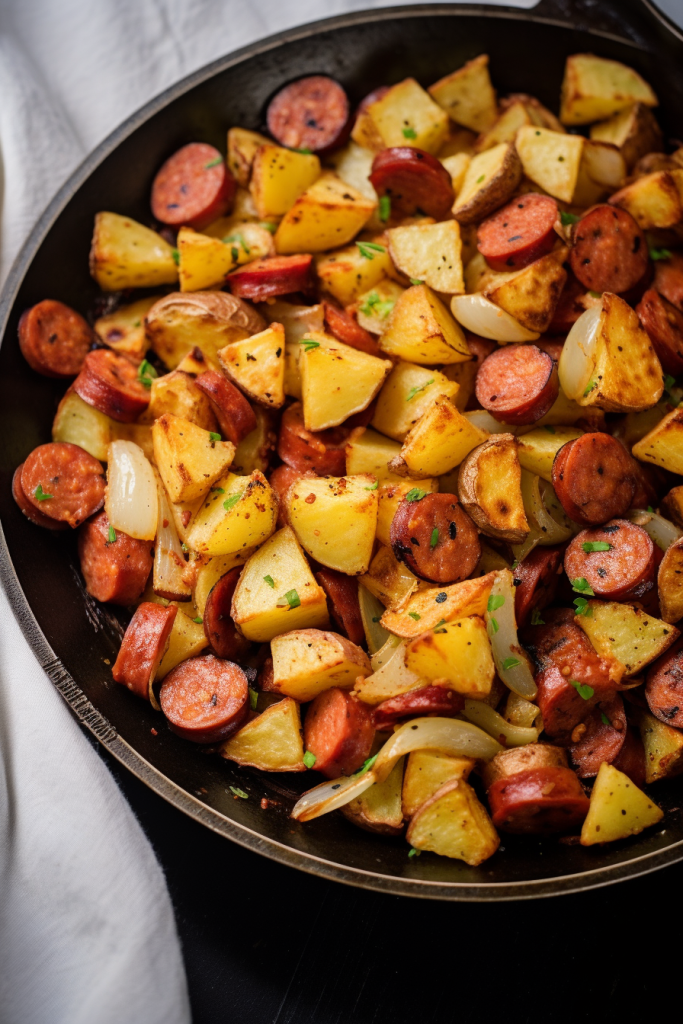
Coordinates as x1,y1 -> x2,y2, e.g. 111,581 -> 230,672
263,575 -> 275,588
583,380 -> 597,397
223,493 -> 242,511
572,577 -> 594,596
300,339 -> 321,352
229,786 -> 249,799
355,753 -> 378,777
408,847 -> 421,858
405,488 -> 427,502
560,211 -> 579,226
544,425 -> 556,434
33,484 -> 52,501
430,527 -> 439,550
204,156 -> 223,168
181,542 -> 188,553
487,594 -> 505,612
402,126 -> 417,139
137,358 -> 158,389
649,246 -> 672,261
406,379 -> 434,402
573,596 -> 592,617
291,147 -> 313,155
589,290 -> 602,298
408,612 -> 421,621
211,487 -> 225,494
209,431 -> 221,442
107,525 -> 117,544
475,174 -> 485,184
530,608 -> 545,625
409,278 -> 424,286
249,687 -> 258,711
502,657 -> 521,671
224,231 -> 250,255
277,589 -> 300,609
569,679 -> 594,700
582,541 -> 612,552
601,712 -> 610,726
379,195 -> 391,222
364,480 -> 379,490
433,619 -> 447,631
260,221 -> 278,233
303,750 -> 317,768
647,506 -> 655,514
172,248 -> 180,265
193,616 -> 203,624
356,241 -> 386,260
488,619 -> 499,635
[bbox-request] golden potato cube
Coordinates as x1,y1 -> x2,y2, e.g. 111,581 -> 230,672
438,125 -> 477,158
343,758 -> 405,835
609,170 -> 683,230
632,705 -> 683,783
353,640 -> 423,705
250,144 -> 320,219
576,599 -> 679,677
376,478 -> 438,546
387,220 -> 464,295
186,469 -> 277,557
152,413 -> 235,504
231,406 -> 277,476
94,296 -> 159,363
328,141 -> 377,200
589,102 -> 662,170
580,762 -> 663,845
285,473 -> 378,575
393,394 -> 489,478
360,544 -> 420,609
175,346 -> 220,376
441,153 -> 471,197
482,250 -> 568,334
316,239 -> 393,306
661,485 -> 683,528
402,751 -> 475,819
177,227 -> 236,291
355,279 -> 405,335
516,426 -> 584,482
145,291 -> 266,370
379,285 -> 470,365
345,427 -> 402,479
218,323 -> 285,409
658,537 -> 683,625
474,100 -> 530,153
515,126 -> 584,202
405,616 -> 494,697
299,333 -> 392,431
52,389 -> 113,462
274,173 -> 376,254
220,697 -> 306,771
353,77 -> 449,155
89,212 -> 178,291
428,55 -> 498,133
560,53 -> 658,126
458,434 -> 529,543
452,142 -> 523,223
406,778 -> 499,865
156,610 -> 208,681
372,362 -> 458,442
139,370 -> 218,431
228,127 -> 271,187
192,549 -> 254,617
633,406 -> 683,475
380,572 -> 496,638
270,628 -> 371,702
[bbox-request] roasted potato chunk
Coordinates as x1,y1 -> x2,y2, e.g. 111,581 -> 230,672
657,537 -> 683,625
371,362 -> 458,442
386,220 -> 464,295
360,544 -> 420,609
515,126 -> 584,203
428,54 -> 497,133
405,616 -> 495,697
218,323 -> 285,409
156,611 -> 208,681
458,434 -> 529,543
228,127 -> 271,187
285,474 -> 378,575
152,413 -> 235,504
270,628 -> 371,702
609,170 -> 683,230
94,296 -> 159,363
390,394 -> 488,478
632,705 -> 683,783
452,142 -> 523,223
576,600 -> 679,677
220,697 -> 306,771
299,333 -> 392,431
589,102 -> 663,170
633,407 -> 683,475
145,292 -> 266,370
406,778 -> 499,865
89,212 -> 178,291
580,762 -> 663,845
482,250 -> 568,334
379,285 -> 470,365
315,238 -> 393,305
474,100 -> 530,153
516,426 -> 583,482
352,77 -> 449,154
139,370 -> 218,431
343,758 -> 405,835
345,428 -> 403,480
380,573 -> 496,638
560,53 -> 657,126
186,469 -> 277,557
275,173 -> 376,254
250,144 -> 320,219
52,389 -> 114,462
402,751 -> 474,819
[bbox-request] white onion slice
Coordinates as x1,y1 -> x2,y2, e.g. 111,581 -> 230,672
370,633 -> 403,672
373,717 -> 502,783
358,584 -> 391,655
485,570 -> 537,699
512,471 -> 575,561
451,293 -> 540,343
625,509 -> 683,551
291,771 -> 376,822
504,691 -> 542,729
154,477 -> 191,601
463,409 -> 520,435
105,440 -> 158,540
558,306 -> 601,402
462,698 -> 539,747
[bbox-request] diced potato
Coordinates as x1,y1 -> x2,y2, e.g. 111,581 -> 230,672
94,296 -> 159,363
452,143 -> 523,224
220,697 -> 305,771
482,249 -> 567,334
138,369 -> 218,431
145,291 -> 265,370
516,426 -> 584,482
560,53 -> 658,126
260,300 -> 325,400
152,413 -> 235,504
440,152 -> 472,196
614,402 -> 669,450
386,220 -> 464,295
176,346 -> 220,376
193,549 -> 254,617
580,762 -> 663,845
52,389 -> 114,462
352,77 -> 449,155
89,212 -> 178,291
360,544 -> 420,609
379,284 -> 470,365
391,394 -> 489,478
438,126 -> 477,158
405,616 -> 494,697
515,126 -> 584,202
228,127 -> 271,187
299,332 -> 391,431
203,187 -> 260,233
633,406 -> 683,475
274,172 -> 376,254
380,572 -> 496,638
632,705 -> 683,783
230,405 -> 276,476
458,434 -> 529,543
345,428 -> 402,479
186,469 -> 277,556
328,141 -> 377,201
406,778 -> 499,865
536,388 -> 606,430
428,55 -> 497,133
371,362 -> 458,442
355,279 -> 405,335
218,323 -> 285,409
231,526 -> 329,642
376,478 -> 438,547
353,640 -> 423,705
286,474 -> 378,575
474,101 -> 530,153
576,599 -> 679,676
609,170 -> 683,230
270,628 -> 371,701
155,610 -> 208,681
177,228 -> 235,291
250,144 -> 321,219
590,103 -> 663,169
343,758 -> 405,835
167,495 -> 203,545
662,485 -> 683,528
657,537 -> 683,624
402,751 -> 474,819
315,238 -> 393,305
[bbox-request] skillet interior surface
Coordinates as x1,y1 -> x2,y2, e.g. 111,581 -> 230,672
2,4 -> 683,900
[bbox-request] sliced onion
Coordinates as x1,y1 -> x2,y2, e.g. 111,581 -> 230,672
462,698 -> 539,747
359,584 -> 391,655
463,409 -> 520,435
625,509 -> 683,551
558,306 -> 601,402
370,633 -> 403,673
355,640 -> 422,705
105,440 -> 158,540
512,471 -> 575,561
504,691 -> 542,729
154,476 -> 191,601
291,771 -> 376,822
373,717 -> 502,783
485,569 -> 537,699
451,293 -> 540,343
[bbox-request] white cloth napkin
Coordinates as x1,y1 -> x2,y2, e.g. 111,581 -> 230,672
0,1 -> 538,1021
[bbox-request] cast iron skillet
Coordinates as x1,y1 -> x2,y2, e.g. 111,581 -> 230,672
2,4 -> 683,901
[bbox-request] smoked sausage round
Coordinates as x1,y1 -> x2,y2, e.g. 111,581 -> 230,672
636,287 -> 683,376
323,301 -> 381,356
73,349 -> 150,422
569,694 -> 627,778
373,686 -> 465,730
654,251 -> 683,311
227,254 -> 314,301
277,402 -> 348,475
475,344 -> 559,425
79,511 -> 153,604
266,75 -> 351,155
151,143 -> 235,230
551,433 -> 636,526
481,742 -> 568,790
477,193 -> 558,271
195,370 -> 257,445
112,602 -> 177,701
513,545 -> 564,628
160,654 -> 249,743
564,519 -> 655,601
370,147 -> 454,220
646,637 -> 683,728
390,492 -> 481,585
314,569 -> 365,647
18,300 -> 93,378
203,567 -> 252,660
21,442 -> 105,528
612,726 -> 647,787
569,204 -> 648,294
304,687 -> 375,778
12,464 -> 68,530
488,766 -> 590,834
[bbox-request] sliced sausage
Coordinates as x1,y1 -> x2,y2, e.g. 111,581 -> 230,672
304,687 -> 375,778
151,143 -> 235,230
569,694 -> 627,778
551,433 -> 636,526
314,569 -> 364,647
373,686 -> 465,729
266,75 -> 351,155
513,545 -> 564,628
203,567 -> 251,660
645,637 -> 683,728
112,602 -> 177,700
12,464 -> 68,530
390,492 -> 481,585
481,742 -> 569,789
355,85 -> 390,123
636,287 -> 683,376
630,458 -> 661,512
322,301 -> 380,356
195,370 -> 257,445
564,519 -> 655,602
475,344 -> 559,425
612,726 -> 647,787
79,510 -> 153,605
18,300 -> 94,378
269,464 -> 314,527
569,204 -> 648,294
487,766 -> 590,834
73,349 -> 150,423
20,442 -> 105,529
654,251 -> 683,311
277,402 -> 348,475
369,147 -> 455,220
477,193 -> 558,272
547,271 -> 588,335
227,255 -> 314,301
159,654 -> 249,743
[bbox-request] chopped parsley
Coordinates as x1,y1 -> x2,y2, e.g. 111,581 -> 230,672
560,211 -> 579,226
354,753 -> 378,777
211,487 -> 225,494
402,126 -> 417,139
475,174 -> 485,184
488,618 -> 499,634
647,506 -> 655,514
263,575 -> 275,588
300,338 -> 321,352
569,679 -> 594,700
224,231 -> 250,255
530,608 -> 545,625
193,616 -> 203,624
229,786 -> 249,799
204,156 -> 223,168
664,374 -> 677,401
502,657 -> 521,671
181,543 -> 188,553
589,290 -> 602,298
572,577 -> 594,596
249,687 -> 258,711
260,221 -> 277,233
408,611 -> 421,621
573,596 -> 592,617
171,248 -> 180,265
379,195 -> 391,222
582,541 -> 612,552
406,379 -> 434,402
544,425 -> 556,434
277,589 -> 300,609
33,484 -> 52,501
303,750 -> 317,768
433,619 -> 447,630
107,525 -> 117,544
209,431 -> 222,442
430,527 -> 439,550
356,241 -> 386,260
409,278 -> 424,286
601,712 -> 611,726
649,246 -> 672,261
583,380 -> 597,397
408,847 -> 421,858
137,359 -> 158,389
223,493 -> 242,511
291,147 -> 313,155
364,480 -> 379,490
405,488 -> 427,502
231,246 -> 239,262
487,594 -> 505,612
359,291 -> 394,318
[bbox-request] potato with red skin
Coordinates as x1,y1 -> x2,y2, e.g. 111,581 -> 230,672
551,433 -> 636,526
160,654 -> 249,743
73,349 -> 150,423
370,147 -> 454,219
18,300 -> 94,378
227,255 -> 314,301
20,442 -> 105,529
475,344 -> 558,425
151,143 -> 235,230
488,766 -> 590,834
477,193 -> 558,272
569,204 -> 648,294
304,687 -> 375,778
564,519 -> 656,602
277,402 -> 349,475
195,370 -> 257,445
79,511 -> 153,605
112,603 -> 177,700
390,492 -> 481,585
636,287 -> 683,376
266,75 -> 351,155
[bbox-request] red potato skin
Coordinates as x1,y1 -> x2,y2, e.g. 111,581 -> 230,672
655,251 -> 683,311
20,442 -> 105,529
564,519 -> 656,602
227,255 -> 314,301
151,143 -> 235,230
612,726 -> 647,788
370,147 -> 455,220
159,654 -> 249,743
73,348 -> 150,423
304,687 -> 375,778
266,75 -> 351,155
513,545 -> 564,628
277,402 -> 349,475
203,567 -> 252,660
636,288 -> 683,376
18,300 -> 93,378
314,569 -> 365,647
112,602 -> 177,700
373,686 -> 465,729
645,637 -> 683,729
551,433 -> 636,526
488,766 -> 590,834
569,204 -> 649,294
323,301 -> 381,356
475,344 -> 559,425
79,511 -> 153,605
195,370 -> 257,445
477,193 -> 558,272
390,492 -> 481,585
569,694 -> 627,778
12,464 -> 68,530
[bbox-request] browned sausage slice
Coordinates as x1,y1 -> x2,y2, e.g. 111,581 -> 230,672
277,402 -> 349,475
369,147 -> 455,220
390,492 -> 481,585
112,602 -> 177,700
195,370 -> 257,445
551,434 -> 636,526
564,519 -> 655,601
488,766 -> 590,834
304,687 -> 375,778
655,251 -> 683,311
569,204 -> 648,294
12,464 -> 68,530
227,255 -> 314,301
612,726 -> 646,787
569,694 -> 627,777
266,75 -> 351,154
475,344 -> 559,425
203,567 -> 251,660
513,545 -> 564,628
18,299 -> 94,378
159,654 -> 249,743
477,193 -> 559,271
20,442 -> 105,528
79,510 -> 153,604
546,271 -> 588,335
314,568 -> 364,646
151,143 -> 236,230
645,637 -> 683,728
323,300 -> 381,356
373,686 -> 465,729
269,464 -> 315,527
636,287 -> 683,376
73,349 -> 150,422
